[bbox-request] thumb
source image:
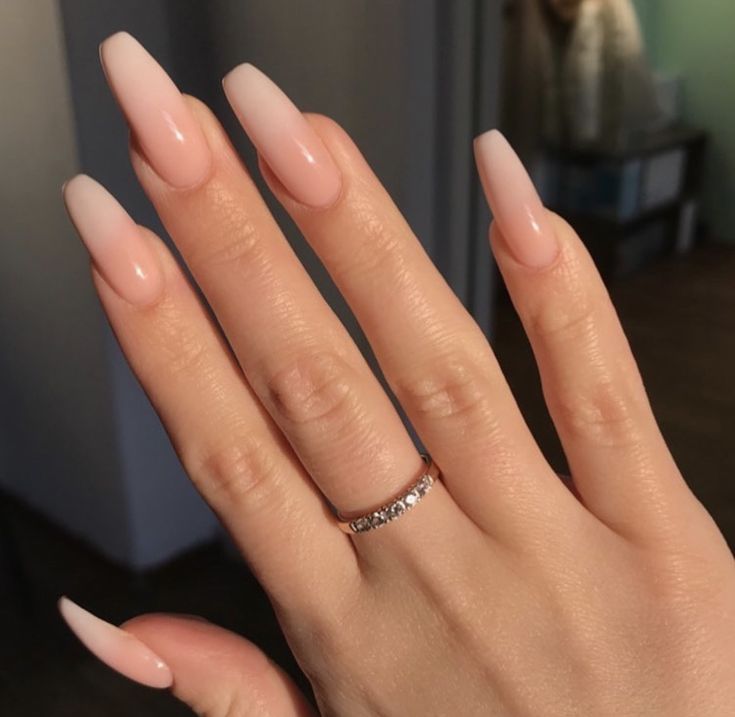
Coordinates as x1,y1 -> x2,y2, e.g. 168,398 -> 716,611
59,597 -> 315,717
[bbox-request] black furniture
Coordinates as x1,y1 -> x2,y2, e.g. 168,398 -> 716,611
539,127 -> 707,278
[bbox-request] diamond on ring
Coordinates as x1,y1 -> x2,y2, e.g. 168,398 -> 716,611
337,454 -> 440,534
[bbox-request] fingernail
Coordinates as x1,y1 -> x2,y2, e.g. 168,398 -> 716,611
100,31 -> 210,189
222,63 -> 342,208
474,129 -> 559,268
58,596 -> 173,689
63,175 -> 164,306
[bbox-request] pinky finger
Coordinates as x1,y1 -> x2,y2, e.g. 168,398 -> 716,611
59,597 -> 315,716
474,130 -> 701,542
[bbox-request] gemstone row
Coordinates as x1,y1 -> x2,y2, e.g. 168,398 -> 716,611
348,473 -> 435,533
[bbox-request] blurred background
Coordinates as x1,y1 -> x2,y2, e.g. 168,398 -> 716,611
0,0 -> 732,713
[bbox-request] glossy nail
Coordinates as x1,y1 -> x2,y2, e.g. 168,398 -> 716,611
223,63 -> 342,208
474,129 -> 559,268
58,597 -> 173,689
63,174 -> 163,306
100,31 -> 210,188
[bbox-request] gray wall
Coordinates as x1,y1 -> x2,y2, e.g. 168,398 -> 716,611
0,0 -> 132,557
0,0 -> 219,569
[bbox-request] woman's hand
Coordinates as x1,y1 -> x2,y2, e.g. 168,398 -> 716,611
60,33 -> 735,716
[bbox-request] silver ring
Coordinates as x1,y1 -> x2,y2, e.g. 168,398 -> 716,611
336,454 -> 440,534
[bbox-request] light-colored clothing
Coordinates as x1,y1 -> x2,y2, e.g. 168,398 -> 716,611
501,0 -> 663,158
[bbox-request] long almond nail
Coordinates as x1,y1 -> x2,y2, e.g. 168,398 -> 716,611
100,32 -> 210,189
58,597 -> 173,689
474,129 -> 559,268
222,63 -> 342,208
63,175 -> 163,306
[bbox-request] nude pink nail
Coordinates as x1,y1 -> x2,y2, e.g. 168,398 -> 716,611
222,63 -> 342,209
63,174 -> 163,306
100,31 -> 210,189
58,597 -> 173,689
474,129 -> 559,268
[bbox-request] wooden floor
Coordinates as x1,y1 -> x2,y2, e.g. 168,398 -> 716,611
0,243 -> 733,715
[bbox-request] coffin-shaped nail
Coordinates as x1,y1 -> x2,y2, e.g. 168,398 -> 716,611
474,129 -> 559,268
63,174 -> 164,306
100,31 -> 210,189
223,63 -> 342,208
59,596 -> 173,689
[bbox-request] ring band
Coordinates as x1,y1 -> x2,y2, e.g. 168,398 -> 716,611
336,454 -> 440,534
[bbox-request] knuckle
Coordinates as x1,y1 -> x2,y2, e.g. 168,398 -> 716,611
159,326 -> 212,379
647,546 -> 730,609
530,292 -> 598,345
526,250 -> 599,341
183,430 -> 282,511
336,209 -> 408,283
552,378 -> 642,448
394,348 -> 492,424
144,303 -> 219,380
264,351 -> 359,430
190,204 -> 264,273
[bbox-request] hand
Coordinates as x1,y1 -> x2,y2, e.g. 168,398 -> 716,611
59,33 -> 735,716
